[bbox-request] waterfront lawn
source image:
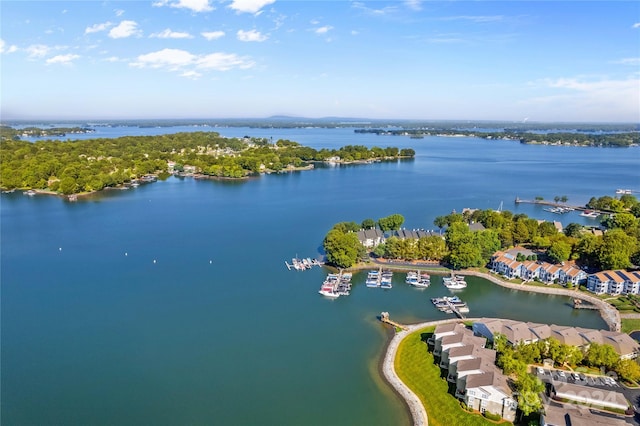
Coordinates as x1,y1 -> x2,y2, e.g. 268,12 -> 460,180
621,318 -> 640,334
394,327 -> 500,426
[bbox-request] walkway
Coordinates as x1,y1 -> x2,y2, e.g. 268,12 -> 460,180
457,270 -> 621,332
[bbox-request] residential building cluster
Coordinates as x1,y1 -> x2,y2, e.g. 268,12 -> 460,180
490,247 -> 640,297
428,319 -> 639,423
355,228 -> 437,248
428,322 -> 518,421
490,248 -> 587,286
473,318 -> 639,360
586,269 -> 640,296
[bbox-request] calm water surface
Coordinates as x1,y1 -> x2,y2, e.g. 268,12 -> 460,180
2,127 -> 636,425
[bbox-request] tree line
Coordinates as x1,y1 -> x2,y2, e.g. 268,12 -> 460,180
0,130 -> 414,195
354,128 -> 639,147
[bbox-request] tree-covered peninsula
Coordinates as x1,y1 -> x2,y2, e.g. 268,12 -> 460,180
322,197 -> 640,271
355,128 -> 639,147
0,131 -> 414,195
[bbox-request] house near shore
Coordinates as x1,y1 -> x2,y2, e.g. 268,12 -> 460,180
472,318 -> 640,360
428,323 -> 518,421
354,227 -> 438,248
586,270 -> 640,296
355,228 -> 385,248
489,250 -> 587,287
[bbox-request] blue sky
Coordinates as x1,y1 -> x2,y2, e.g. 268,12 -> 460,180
1,0 -> 639,122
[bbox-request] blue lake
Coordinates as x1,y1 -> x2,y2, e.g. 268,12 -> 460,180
1,127 -> 637,425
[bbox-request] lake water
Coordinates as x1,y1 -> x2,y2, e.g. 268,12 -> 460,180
1,126 -> 637,425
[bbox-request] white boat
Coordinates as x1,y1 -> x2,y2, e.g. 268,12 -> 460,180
319,277 -> 340,298
580,210 -> 600,218
318,288 -> 340,298
443,275 -> 467,289
366,270 -> 380,287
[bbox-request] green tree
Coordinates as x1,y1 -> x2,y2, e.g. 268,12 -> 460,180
547,240 -> 572,263
596,229 -> 637,270
361,218 -> 375,229
585,343 -> 620,369
514,372 -> 544,417
563,223 -> 583,238
615,359 -> 640,383
433,216 -> 448,234
377,214 -> 404,232
322,229 -> 363,268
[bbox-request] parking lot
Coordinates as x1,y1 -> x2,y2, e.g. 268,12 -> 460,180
536,367 -> 640,425
536,367 -> 620,388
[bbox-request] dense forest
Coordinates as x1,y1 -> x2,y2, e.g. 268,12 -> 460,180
354,128 -> 639,147
322,198 -> 640,271
0,130 -> 414,195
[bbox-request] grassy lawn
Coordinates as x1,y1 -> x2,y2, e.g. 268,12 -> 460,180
394,327 -> 503,426
621,318 -> 640,334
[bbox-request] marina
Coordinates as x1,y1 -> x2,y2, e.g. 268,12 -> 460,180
365,268 -> 394,289
318,272 -> 352,298
285,257 -> 322,271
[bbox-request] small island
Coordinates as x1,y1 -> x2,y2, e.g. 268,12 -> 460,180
0,129 -> 414,196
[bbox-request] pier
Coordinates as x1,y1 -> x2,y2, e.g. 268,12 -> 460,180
572,299 -> 599,310
380,312 -> 409,331
285,257 -> 322,271
514,197 -> 602,214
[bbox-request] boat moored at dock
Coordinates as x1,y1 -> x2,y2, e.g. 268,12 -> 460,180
443,274 -> 467,290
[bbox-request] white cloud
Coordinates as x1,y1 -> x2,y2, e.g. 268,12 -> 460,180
404,0 -> 422,11
314,26 -> 333,35
153,0 -> 213,13
103,56 -> 123,62
131,48 -> 195,70
85,21 -> 113,34
130,48 -> 254,75
237,29 -> 268,42
228,0 -> 275,14
196,52 -> 255,70
633,23 -> 640,29
202,31 -> 225,40
114,9 -> 125,17
0,39 -> 18,54
181,70 -> 202,79
525,75 -> 640,121
150,29 -> 193,39
109,21 -> 141,39
439,15 -> 505,23
46,54 -> 80,65
26,44 -> 52,58
615,57 -> 640,65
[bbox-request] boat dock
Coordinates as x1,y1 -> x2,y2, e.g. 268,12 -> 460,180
380,312 -> 408,330
285,257 -> 323,271
514,197 -> 605,216
431,296 -> 468,319
572,299 -> 599,310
